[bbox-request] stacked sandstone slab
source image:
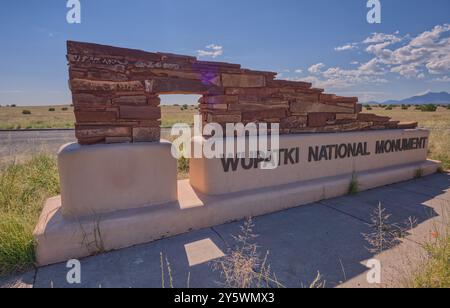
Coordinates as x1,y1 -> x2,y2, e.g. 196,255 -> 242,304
67,41 -> 417,144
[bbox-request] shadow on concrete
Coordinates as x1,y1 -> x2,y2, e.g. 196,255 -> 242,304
32,173 -> 449,288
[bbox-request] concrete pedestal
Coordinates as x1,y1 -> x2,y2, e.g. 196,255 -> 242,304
58,142 -> 177,219
34,129 -> 441,266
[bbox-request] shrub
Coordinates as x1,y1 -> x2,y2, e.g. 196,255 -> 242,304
48,108 -> 56,112
401,104 -> 409,110
385,106 -> 393,110
10,104 -> 16,108
419,104 -> 438,112
22,110 -> 31,115
177,156 -> 189,176
61,107 -> 69,111
447,105 -> 450,110
411,228 -> 449,288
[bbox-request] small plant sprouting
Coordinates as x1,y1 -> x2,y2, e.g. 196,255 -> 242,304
348,173 -> 359,195
362,203 -> 401,254
213,217 -> 284,288
414,168 -> 424,179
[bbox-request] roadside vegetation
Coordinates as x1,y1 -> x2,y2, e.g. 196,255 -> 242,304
0,154 -> 59,276
410,225 -> 449,288
0,105 -> 198,130
363,203 -> 449,288
364,106 -> 450,170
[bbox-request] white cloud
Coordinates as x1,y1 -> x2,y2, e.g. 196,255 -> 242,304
375,24 -> 450,78
294,69 -> 303,74
197,44 -> 223,58
282,24 -> 450,92
335,43 -> 358,51
363,31 -> 402,44
432,76 -> 450,82
308,63 -> 325,74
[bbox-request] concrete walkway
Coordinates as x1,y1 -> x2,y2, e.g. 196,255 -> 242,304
1,172 -> 449,288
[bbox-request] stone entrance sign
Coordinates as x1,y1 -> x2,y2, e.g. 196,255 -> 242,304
67,41 -> 417,144
33,41 -> 440,267
190,129 -> 430,195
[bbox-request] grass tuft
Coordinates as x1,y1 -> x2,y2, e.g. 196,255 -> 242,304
414,168 -> 424,179
348,173 -> 359,195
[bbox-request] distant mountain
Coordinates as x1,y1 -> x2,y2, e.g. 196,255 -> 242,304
369,91 -> 450,105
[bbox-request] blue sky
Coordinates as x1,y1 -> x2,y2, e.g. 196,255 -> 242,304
0,0 -> 449,105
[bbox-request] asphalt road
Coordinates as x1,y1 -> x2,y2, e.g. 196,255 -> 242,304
0,128 -> 174,164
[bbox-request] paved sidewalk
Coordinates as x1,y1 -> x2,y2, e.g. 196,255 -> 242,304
1,173 -> 449,288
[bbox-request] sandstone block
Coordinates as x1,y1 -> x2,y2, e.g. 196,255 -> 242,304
75,110 -> 118,123
308,113 -> 336,127
75,125 -> 131,144
144,77 -> 217,94
397,122 -> 418,129
133,127 -> 161,142
336,114 -> 358,120
200,104 -> 228,111
73,93 -> 111,107
71,79 -> 144,92
112,95 -> 150,106
267,80 -> 312,89
281,116 -> 308,129
357,113 -> 390,122
120,106 -> 161,120
228,102 -> 289,112
225,88 -> 280,96
207,113 -> 242,123
204,95 -> 238,105
222,74 -> 265,88
242,109 -> 286,122
291,102 -> 354,114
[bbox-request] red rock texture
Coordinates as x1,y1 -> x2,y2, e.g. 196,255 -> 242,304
67,41 -> 416,145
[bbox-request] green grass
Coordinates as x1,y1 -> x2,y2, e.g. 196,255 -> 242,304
348,173 -> 359,195
0,155 -> 59,276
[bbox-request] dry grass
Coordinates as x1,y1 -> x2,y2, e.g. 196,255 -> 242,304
161,105 -> 198,128
0,105 -> 75,129
363,202 -> 450,288
0,105 -> 199,130
213,218 -> 285,288
410,228 -> 450,288
366,106 -> 450,170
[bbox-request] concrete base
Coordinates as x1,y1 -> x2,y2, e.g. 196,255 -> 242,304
58,142 -> 177,219
34,159 -> 440,266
